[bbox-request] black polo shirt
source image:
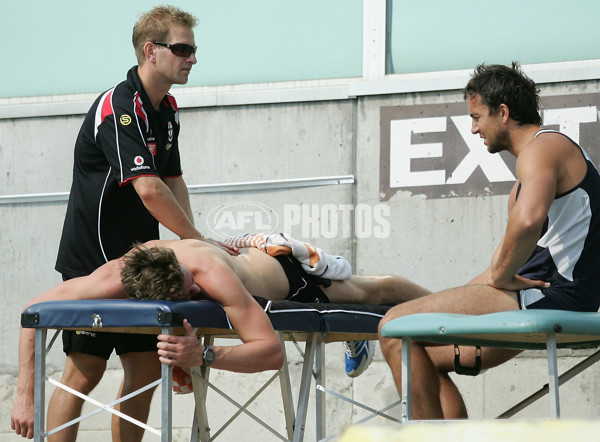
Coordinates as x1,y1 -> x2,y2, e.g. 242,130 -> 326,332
56,66 -> 183,278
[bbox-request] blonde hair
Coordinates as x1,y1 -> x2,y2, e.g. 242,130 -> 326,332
132,5 -> 198,64
121,244 -> 184,300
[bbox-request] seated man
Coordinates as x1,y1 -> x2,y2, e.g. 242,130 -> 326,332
12,237 -> 429,438
378,63 -> 600,420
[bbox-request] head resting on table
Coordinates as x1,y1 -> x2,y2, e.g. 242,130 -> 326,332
121,244 -> 185,300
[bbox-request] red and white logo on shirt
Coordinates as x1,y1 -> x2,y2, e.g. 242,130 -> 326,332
147,143 -> 157,156
134,156 -> 144,166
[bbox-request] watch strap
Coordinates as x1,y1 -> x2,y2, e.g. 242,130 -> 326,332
202,345 -> 215,366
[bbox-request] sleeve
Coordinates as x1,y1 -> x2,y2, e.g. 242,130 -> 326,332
94,88 -> 159,186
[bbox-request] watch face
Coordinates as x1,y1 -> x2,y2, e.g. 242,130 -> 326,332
203,346 -> 215,365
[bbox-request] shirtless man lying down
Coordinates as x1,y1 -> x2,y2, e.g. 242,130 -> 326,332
12,238 -> 429,438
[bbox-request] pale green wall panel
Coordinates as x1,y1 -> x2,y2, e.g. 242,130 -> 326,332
193,0 -> 363,86
0,0 -> 362,98
1,0 -> 139,98
387,0 -> 600,74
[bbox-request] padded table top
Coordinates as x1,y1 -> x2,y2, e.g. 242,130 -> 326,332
22,297 -> 391,341
380,309 -> 600,350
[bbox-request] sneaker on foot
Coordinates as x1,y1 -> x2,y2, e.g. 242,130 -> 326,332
343,340 -> 374,378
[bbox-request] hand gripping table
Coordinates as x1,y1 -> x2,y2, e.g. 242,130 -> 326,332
22,297 -> 392,441
380,309 -> 600,422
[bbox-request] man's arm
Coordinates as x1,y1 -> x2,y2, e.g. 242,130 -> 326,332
163,175 -> 195,224
25,260 -> 126,307
487,142 -> 559,291
132,176 -> 201,239
468,181 -> 518,285
134,176 -> 238,255
157,259 -> 283,373
11,260 -> 126,438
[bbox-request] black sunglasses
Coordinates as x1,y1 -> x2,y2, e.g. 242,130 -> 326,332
152,41 -> 197,57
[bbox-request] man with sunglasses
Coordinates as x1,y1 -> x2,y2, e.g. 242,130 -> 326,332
10,6 -> 237,442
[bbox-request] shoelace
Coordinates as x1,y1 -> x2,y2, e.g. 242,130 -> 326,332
343,341 -> 363,357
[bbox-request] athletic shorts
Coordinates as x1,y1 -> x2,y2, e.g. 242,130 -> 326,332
60,274 -> 157,359
274,255 -> 331,303
62,330 -> 158,360
518,288 -> 572,310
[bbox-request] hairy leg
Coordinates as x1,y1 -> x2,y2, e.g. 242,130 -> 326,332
438,371 -> 468,419
112,352 -> 161,442
47,353 -> 107,441
324,274 -> 431,305
424,344 -> 520,418
379,284 -> 519,419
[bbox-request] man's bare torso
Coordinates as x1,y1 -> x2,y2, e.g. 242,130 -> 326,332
144,239 -> 290,300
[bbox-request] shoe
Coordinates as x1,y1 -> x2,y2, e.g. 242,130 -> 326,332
343,340 -> 374,378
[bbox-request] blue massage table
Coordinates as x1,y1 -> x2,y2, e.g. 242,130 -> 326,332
22,297 -> 392,442
380,309 -> 600,422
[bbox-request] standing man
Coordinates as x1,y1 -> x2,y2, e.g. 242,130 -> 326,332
379,63 -> 600,419
11,6 -> 235,441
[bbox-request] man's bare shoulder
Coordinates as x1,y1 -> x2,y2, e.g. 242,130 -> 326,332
518,131 -> 575,166
142,238 -> 206,250
140,238 -> 230,273
518,130 -> 588,195
525,131 -> 577,152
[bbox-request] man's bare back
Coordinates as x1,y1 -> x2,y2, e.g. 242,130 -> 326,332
148,239 -> 291,301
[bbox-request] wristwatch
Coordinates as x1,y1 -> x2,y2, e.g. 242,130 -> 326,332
202,345 -> 215,367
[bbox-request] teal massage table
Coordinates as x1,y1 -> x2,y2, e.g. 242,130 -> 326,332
380,309 -> 600,422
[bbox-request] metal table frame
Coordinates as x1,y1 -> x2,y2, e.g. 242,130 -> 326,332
24,298 -> 395,441
380,309 -> 600,422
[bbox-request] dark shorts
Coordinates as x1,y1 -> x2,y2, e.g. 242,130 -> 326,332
60,273 -> 158,359
517,288 -> 573,310
62,330 -> 158,360
274,255 -> 331,303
